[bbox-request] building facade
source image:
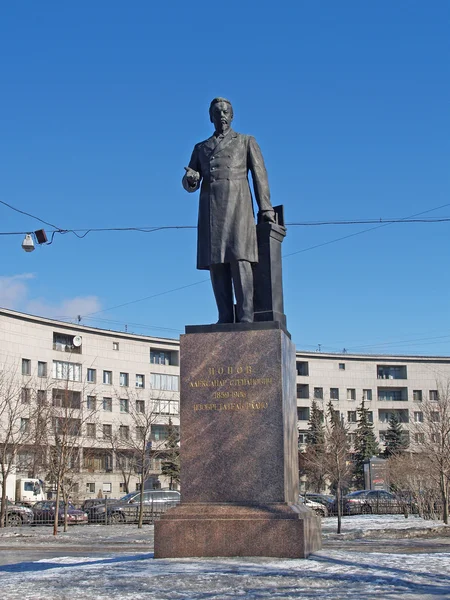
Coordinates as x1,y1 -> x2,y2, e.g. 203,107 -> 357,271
0,308 -> 180,501
295,351 -> 450,451
1,308 -> 450,502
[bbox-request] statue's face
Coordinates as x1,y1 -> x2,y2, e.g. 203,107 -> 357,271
211,101 -> 233,134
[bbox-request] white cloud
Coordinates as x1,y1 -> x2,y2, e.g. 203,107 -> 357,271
26,296 -> 102,320
0,273 -> 102,320
0,273 -> 35,309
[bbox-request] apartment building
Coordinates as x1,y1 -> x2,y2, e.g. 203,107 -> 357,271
0,308 -> 180,500
2,308 -> 450,501
296,351 -> 450,450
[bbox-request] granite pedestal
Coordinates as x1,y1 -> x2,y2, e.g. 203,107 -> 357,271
154,322 -> 321,558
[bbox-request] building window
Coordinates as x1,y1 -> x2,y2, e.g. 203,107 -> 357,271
338,363 -> 345,370
87,396 -> 96,410
103,370 -> 112,385
52,389 -> 81,409
347,411 -> 357,423
297,384 -> 309,399
330,388 -> 339,400
37,390 -> 46,405
103,482 -> 112,493
20,418 -> 30,433
150,350 -> 173,365
53,360 -> 81,382
154,399 -> 179,415
119,483 -> 126,493
86,423 -> 96,438
297,407 -> 310,421
136,374 -> 145,389
86,483 -> 95,494
53,332 -> 82,353
53,417 -> 81,436
119,425 -> 130,440
136,400 -> 145,414
363,389 -> 372,401
298,431 -> 308,445
120,398 -> 129,413
377,365 -> 407,380
151,424 -> 169,441
378,388 -> 405,402
414,433 -> 424,444
103,397 -> 112,412
413,390 -> 423,402
414,411 -> 423,423
37,361 -> 47,377
367,411 -> 373,423
150,373 -> 179,391
429,390 -> 439,402
136,426 -> 145,441
22,359 -> 31,376
347,432 -> 356,445
430,411 -> 440,422
347,388 -> 356,401
296,361 -> 309,376
103,424 -> 112,439
21,387 -> 31,404
119,372 -> 129,387
313,387 -> 323,400
87,368 -> 96,383
113,342 -> 119,351
431,433 -> 441,443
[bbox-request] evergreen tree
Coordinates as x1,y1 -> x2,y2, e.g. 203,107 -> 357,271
306,400 -> 325,445
161,418 -> 180,490
301,400 -> 326,492
353,399 -> 380,488
383,412 -> 409,458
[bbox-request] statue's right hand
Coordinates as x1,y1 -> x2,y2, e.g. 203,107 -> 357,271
184,166 -> 200,186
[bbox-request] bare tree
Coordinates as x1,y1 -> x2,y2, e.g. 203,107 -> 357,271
45,383 -> 100,534
110,389 -> 178,528
413,381 -> 450,524
323,401 -> 353,534
0,366 -> 35,527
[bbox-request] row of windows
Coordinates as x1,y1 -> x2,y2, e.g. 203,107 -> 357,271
299,385 -> 438,402
20,389 -> 179,416
297,408 -> 438,425
22,359 -> 179,391
20,418 -> 174,442
298,429 -> 440,446
297,361 -> 411,379
52,332 -> 178,364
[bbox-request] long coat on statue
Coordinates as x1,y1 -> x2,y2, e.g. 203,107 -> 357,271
182,129 -> 273,270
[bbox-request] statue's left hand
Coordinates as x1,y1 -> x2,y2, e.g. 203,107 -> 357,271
259,209 -> 276,224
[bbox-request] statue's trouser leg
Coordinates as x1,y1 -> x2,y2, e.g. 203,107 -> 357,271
209,263 -> 234,323
231,260 -> 254,323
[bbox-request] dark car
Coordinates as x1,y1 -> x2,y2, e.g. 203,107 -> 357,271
305,493 -> 336,512
3,500 -> 34,527
341,490 -> 405,515
87,490 -> 180,524
32,501 -> 88,525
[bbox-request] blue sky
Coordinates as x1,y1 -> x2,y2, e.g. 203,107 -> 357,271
1,1 -> 449,355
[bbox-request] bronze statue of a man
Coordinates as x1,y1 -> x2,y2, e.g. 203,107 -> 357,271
182,97 -> 275,323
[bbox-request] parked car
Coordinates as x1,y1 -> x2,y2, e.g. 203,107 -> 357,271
32,501 -> 88,525
2,500 -> 34,527
86,490 -> 181,524
298,495 -> 328,517
340,490 -> 405,515
305,493 -> 336,512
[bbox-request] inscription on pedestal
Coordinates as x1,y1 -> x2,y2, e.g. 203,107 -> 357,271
180,328 -> 297,504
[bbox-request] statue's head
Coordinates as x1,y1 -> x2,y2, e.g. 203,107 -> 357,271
209,97 -> 233,134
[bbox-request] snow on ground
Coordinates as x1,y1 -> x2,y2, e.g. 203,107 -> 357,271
1,549 -> 450,599
0,516 -> 449,599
